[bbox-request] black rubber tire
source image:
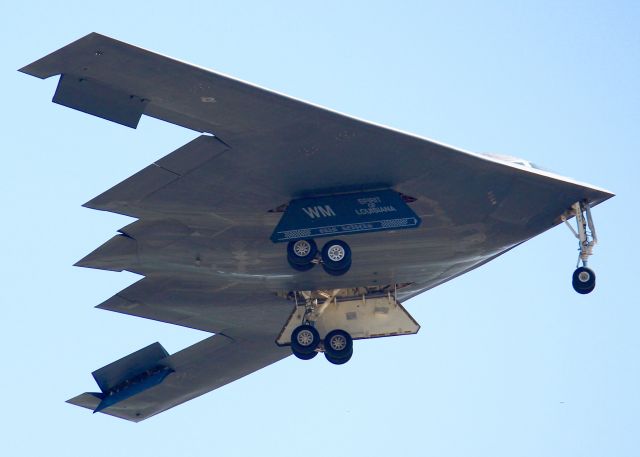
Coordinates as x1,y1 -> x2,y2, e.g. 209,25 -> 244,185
287,257 -> 316,271
324,329 -> 353,359
291,325 -> 321,355
287,239 -> 318,266
321,240 -> 352,271
572,267 -> 596,294
325,347 -> 353,365
322,260 -> 351,276
292,349 -> 318,360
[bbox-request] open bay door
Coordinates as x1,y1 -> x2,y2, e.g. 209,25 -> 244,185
277,290 -> 420,348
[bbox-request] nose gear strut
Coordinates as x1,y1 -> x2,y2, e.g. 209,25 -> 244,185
562,200 -> 598,294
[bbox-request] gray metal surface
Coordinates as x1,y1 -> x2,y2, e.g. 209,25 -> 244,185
68,332 -> 291,422
21,33 -> 614,421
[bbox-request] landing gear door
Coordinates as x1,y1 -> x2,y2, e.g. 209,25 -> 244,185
276,294 -> 420,346
270,189 -> 421,243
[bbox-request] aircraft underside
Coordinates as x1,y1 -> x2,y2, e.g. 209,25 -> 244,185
19,33 -> 612,420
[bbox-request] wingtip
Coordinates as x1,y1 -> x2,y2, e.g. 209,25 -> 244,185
17,64 -> 34,75
67,392 -> 102,411
17,32 -> 110,79
591,187 -> 616,206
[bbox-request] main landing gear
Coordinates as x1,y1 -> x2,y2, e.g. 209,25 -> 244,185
290,324 -> 321,360
288,290 -> 355,364
286,238 -> 352,276
323,329 -> 353,365
290,324 -> 354,364
562,200 -> 598,294
277,288 -> 421,365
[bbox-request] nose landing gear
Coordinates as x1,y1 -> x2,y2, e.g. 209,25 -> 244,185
562,201 -> 599,294
572,266 -> 596,294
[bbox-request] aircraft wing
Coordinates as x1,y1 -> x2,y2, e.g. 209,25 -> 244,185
20,33 -> 613,422
67,280 -> 293,422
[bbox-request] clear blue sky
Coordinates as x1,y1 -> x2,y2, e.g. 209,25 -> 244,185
2,1 -> 638,456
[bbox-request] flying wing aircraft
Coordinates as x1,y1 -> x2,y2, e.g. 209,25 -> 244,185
20,33 -> 613,422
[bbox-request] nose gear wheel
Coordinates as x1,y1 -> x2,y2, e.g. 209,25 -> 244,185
572,266 -> 596,294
